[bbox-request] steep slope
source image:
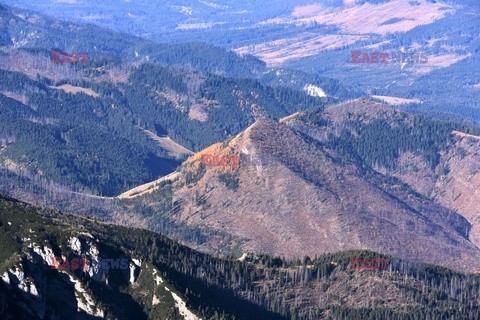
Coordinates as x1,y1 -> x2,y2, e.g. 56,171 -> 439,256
131,99 -> 480,273
288,97 -> 480,251
0,194 -> 284,320
0,2 -> 345,198
431,131 -> 480,243
380,130 -> 480,248
1,194 -> 480,320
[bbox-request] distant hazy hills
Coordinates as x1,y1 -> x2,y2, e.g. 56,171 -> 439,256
3,0 -> 479,120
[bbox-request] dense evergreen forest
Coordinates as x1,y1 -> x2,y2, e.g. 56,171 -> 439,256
0,56 -> 336,196
1,195 -> 479,319
301,107 -> 480,171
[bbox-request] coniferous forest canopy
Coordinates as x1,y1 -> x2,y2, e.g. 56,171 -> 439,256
1,195 -> 480,320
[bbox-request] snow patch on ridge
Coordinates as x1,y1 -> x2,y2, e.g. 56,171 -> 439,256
152,268 -> 164,285
68,237 -> 82,254
129,263 -> 138,283
132,258 -> 142,267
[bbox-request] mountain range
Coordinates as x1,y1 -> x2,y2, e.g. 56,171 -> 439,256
0,1 -> 480,319
3,0 -> 479,121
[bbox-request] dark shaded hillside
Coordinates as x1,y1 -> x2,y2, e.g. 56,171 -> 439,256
0,194 -> 284,320
1,194 -> 480,319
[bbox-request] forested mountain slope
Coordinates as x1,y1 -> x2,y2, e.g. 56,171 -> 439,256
1,194 -> 480,320
0,56 -> 335,196
0,3 -> 363,198
4,0 -> 479,121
